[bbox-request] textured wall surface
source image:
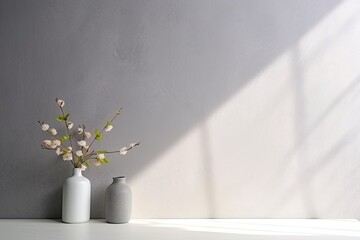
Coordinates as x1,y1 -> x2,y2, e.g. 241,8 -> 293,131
1,0 -> 360,218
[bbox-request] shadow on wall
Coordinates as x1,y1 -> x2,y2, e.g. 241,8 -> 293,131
0,0 -> 343,218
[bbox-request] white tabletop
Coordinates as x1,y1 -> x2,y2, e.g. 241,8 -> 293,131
1,219 -> 360,240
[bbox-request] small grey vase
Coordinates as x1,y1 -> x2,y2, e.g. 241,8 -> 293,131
105,176 -> 132,224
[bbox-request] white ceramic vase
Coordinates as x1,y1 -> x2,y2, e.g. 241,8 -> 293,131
62,168 -> 91,223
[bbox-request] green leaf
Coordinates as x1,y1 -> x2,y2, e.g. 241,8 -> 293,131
56,115 -> 65,121
96,150 -> 107,154
116,109 -> 121,115
65,113 -> 70,121
106,121 -> 111,127
84,162 -> 90,167
95,129 -> 102,141
103,158 -> 109,164
95,133 -> 102,141
61,135 -> 69,142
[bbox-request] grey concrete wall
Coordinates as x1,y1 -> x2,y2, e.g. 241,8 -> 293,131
2,0 -> 359,219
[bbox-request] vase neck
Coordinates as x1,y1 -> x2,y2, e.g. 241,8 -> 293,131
113,176 -> 126,183
73,168 -> 83,176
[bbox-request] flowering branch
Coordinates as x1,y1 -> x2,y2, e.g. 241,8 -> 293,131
38,99 -> 139,171
56,98 -> 76,166
37,121 -> 76,167
105,142 -> 140,154
84,108 -> 122,157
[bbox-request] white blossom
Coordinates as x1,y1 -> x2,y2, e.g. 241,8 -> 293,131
77,128 -> 83,134
77,140 -> 86,147
49,128 -> 57,136
94,159 -> 101,166
42,140 -> 52,148
56,148 -> 63,155
120,147 -> 128,155
97,153 -> 105,160
130,143 -> 137,147
80,164 -> 87,171
53,140 -> 61,147
63,152 -> 73,161
50,141 -> 58,149
57,99 -> 65,107
67,122 -> 74,129
105,124 -> 113,132
67,146 -> 72,151
41,124 -> 49,131
75,150 -> 83,157
84,131 -> 91,139
84,145 -> 89,150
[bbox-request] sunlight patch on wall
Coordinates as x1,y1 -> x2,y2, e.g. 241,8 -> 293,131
131,0 -> 360,218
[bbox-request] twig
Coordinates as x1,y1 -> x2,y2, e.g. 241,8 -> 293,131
84,108 -> 123,156
59,105 -> 76,167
